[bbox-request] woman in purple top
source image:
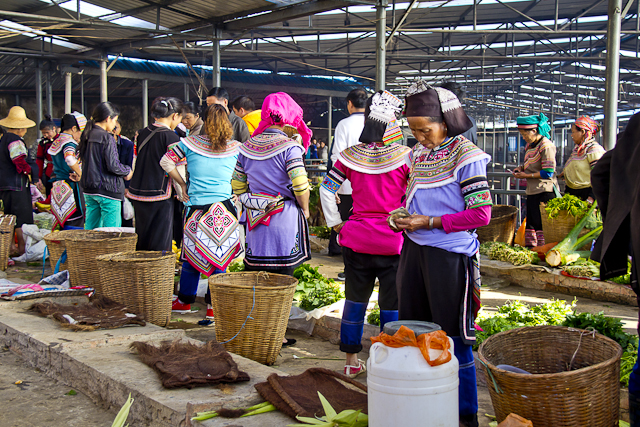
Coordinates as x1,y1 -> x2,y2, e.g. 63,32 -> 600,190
393,81 -> 492,427
231,92 -> 312,275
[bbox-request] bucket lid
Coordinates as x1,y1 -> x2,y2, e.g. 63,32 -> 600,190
383,320 -> 441,336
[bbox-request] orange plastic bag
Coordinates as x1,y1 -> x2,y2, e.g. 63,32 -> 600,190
370,325 -> 451,366
514,217 -> 527,247
498,413 -> 533,427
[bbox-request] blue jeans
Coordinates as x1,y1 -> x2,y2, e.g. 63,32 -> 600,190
177,261 -> 224,305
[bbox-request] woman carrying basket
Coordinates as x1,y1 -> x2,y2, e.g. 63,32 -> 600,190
161,104 -> 242,321
393,81 -> 492,427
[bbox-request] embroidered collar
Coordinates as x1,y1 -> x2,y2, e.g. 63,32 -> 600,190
406,135 -> 490,206
338,142 -> 411,175
240,132 -> 301,160
48,133 -> 77,156
181,135 -> 241,158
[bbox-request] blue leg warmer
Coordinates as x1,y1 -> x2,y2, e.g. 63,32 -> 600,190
340,300 -> 368,354
177,261 -> 201,305
379,310 -> 398,332
630,349 -> 640,426
453,336 -> 478,417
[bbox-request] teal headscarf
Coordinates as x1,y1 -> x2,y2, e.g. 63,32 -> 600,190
516,113 -> 551,139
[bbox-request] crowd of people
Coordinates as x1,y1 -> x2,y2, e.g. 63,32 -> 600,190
0,79 -> 630,427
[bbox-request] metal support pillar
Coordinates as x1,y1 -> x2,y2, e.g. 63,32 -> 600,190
35,62 -> 43,137
142,79 -> 149,128
375,0 -> 387,91
212,27 -> 221,88
64,72 -> 72,114
80,73 -> 84,114
184,83 -> 189,102
327,96 -> 333,144
604,0 -> 622,150
45,69 -> 53,116
100,59 -> 108,102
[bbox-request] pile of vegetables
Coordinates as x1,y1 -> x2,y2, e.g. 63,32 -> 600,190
562,258 -> 600,278
228,260 -> 245,272
610,261 -> 632,285
367,303 -> 380,326
293,264 -> 345,311
479,242 -> 539,266
289,392 -> 368,427
545,194 -> 602,229
310,226 -> 332,240
545,201 -> 602,267
475,299 -> 638,386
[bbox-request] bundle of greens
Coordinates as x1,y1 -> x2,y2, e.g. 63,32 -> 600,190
562,258 -> 600,278
228,260 -> 245,272
479,242 -> 539,266
367,303 -> 380,326
294,264 -> 345,311
610,261 -> 632,285
545,194 -> 602,229
288,392 -> 368,427
546,201 -> 602,267
310,226 -> 332,240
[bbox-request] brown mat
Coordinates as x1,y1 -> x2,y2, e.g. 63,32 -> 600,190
30,296 -> 146,331
130,340 -> 250,389
255,367 -> 368,420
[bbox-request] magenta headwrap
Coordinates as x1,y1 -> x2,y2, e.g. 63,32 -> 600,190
252,92 -> 313,150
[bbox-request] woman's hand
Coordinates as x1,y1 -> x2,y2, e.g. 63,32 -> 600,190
335,193 -> 341,205
513,167 -> 522,174
303,208 -> 310,219
125,170 -> 134,181
333,221 -> 345,233
69,172 -> 81,182
394,215 -> 430,232
513,172 -> 530,180
179,184 -> 189,202
231,194 -> 238,204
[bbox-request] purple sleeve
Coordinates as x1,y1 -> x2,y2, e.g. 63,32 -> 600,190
441,204 -> 492,234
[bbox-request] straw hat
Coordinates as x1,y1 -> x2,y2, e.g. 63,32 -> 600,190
0,106 -> 36,129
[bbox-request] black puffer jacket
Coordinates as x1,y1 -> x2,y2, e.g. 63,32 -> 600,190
80,126 -> 131,200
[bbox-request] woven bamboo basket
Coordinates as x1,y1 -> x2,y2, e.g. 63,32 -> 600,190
539,204 -> 592,250
65,231 -> 138,291
478,325 -> 622,426
476,205 -> 518,245
209,272 -> 298,365
96,251 -> 174,327
0,215 -> 16,271
43,229 -> 85,272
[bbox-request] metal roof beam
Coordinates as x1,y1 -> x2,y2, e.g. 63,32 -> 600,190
223,0 -> 354,31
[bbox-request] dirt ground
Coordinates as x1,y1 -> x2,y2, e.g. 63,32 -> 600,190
0,254 -> 637,426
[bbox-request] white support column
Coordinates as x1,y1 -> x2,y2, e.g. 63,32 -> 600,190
36,62 -> 43,138
604,0 -> 622,150
142,79 -> 149,128
375,0 -> 388,91
100,60 -> 108,103
212,26 -> 221,88
64,72 -> 72,114
327,96 -> 333,144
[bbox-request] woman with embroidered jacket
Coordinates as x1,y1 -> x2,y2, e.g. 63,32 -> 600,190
512,113 -> 557,247
231,92 -> 312,276
161,104 -> 242,321
559,116 -> 605,202
392,82 -> 492,427
48,112 -> 87,229
320,91 -> 410,378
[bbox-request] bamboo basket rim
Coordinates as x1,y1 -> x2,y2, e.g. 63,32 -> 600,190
209,271 -> 298,291
65,231 -> 137,242
488,205 -> 518,221
44,229 -> 83,243
478,325 -> 622,380
96,251 -> 174,263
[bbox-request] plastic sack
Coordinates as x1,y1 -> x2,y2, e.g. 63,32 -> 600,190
370,325 -> 451,366
11,224 -> 49,263
123,198 -> 134,220
497,413 -> 533,427
514,217 -> 527,247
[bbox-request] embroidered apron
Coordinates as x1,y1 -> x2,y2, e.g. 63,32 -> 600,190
51,180 -> 77,230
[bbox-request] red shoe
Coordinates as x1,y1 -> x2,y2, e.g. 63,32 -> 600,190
344,360 -> 366,378
171,299 -> 191,313
206,308 -> 214,319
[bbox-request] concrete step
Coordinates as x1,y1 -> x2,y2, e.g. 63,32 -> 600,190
0,296 -> 294,427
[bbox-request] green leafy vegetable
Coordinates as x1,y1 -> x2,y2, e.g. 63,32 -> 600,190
293,264 -> 345,310
546,201 -> 602,267
479,242 -> 539,266
562,258 -> 600,278
228,260 -> 245,272
310,226 -> 331,240
545,194 -> 602,229
367,303 -> 380,326
111,393 -> 134,427
288,392 -> 368,427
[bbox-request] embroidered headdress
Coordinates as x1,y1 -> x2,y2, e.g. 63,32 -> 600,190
516,113 -> 551,139
251,92 -> 313,150
360,90 -> 404,145
404,80 -> 473,137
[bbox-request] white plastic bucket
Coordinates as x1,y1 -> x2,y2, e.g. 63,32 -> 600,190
367,338 -> 459,427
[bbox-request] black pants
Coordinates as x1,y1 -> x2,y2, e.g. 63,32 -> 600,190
0,185 -> 33,227
132,198 -> 174,251
328,194 -> 353,256
525,191 -> 555,231
565,186 -> 593,201
397,238 -> 469,339
342,246 -> 398,310
173,197 -> 184,246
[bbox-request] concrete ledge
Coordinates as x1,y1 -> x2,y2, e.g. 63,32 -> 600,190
480,257 -> 638,306
0,299 -> 294,427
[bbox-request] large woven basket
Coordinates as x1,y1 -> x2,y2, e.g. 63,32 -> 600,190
65,231 -> 138,291
43,229 -> 86,272
539,204 -> 592,249
476,205 -> 518,245
96,251 -> 174,327
0,215 -> 16,271
209,272 -> 298,365
478,325 -> 622,426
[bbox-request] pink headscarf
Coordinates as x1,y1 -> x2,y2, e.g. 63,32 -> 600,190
252,92 -> 313,150
574,116 -> 600,155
